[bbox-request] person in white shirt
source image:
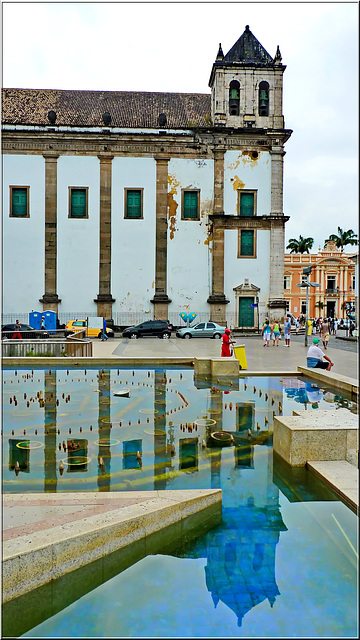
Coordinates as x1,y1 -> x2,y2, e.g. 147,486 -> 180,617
306,338 -> 334,371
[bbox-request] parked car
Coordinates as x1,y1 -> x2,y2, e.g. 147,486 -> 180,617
64,319 -> 114,339
122,320 -> 172,339
176,321 -> 226,339
1,323 -> 50,339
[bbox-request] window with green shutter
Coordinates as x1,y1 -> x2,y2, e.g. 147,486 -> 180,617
69,188 -> 88,218
240,192 -> 255,217
239,230 -> 255,257
125,189 -> 143,218
10,187 -> 29,217
182,190 -> 199,219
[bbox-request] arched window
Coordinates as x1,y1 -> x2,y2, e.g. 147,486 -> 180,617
259,81 -> 269,116
229,80 -> 240,116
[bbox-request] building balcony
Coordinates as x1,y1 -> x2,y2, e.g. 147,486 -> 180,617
326,288 -> 339,295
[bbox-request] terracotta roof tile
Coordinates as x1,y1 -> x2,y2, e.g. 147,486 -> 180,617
2,88 -> 212,128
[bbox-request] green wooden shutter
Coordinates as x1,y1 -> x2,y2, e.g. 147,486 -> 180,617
71,189 -> 87,217
240,230 -> 254,255
183,191 -> 198,219
240,192 -> 254,216
238,297 -> 255,327
12,188 -> 28,217
127,190 -> 142,218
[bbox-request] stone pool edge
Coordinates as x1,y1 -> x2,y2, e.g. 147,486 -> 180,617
2,489 -> 222,603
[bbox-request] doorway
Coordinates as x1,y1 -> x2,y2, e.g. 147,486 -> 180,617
238,297 -> 255,327
326,301 -> 336,318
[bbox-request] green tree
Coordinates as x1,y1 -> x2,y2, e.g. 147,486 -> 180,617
324,227 -> 358,252
286,235 -> 314,254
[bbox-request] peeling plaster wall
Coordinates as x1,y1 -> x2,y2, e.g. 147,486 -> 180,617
224,149 -> 271,215
223,149 -> 271,320
112,157 -> 156,313
167,158 -> 214,315
224,228 -> 271,319
57,156 -> 99,312
2,155 -> 45,313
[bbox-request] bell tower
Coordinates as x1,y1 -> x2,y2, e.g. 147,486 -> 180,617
209,25 -> 286,130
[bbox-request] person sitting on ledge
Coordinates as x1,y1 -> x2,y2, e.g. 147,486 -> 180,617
306,338 -> 334,371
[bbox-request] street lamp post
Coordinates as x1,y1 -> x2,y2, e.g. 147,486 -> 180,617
296,266 -> 321,347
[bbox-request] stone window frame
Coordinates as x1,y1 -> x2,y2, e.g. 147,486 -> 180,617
237,189 -> 257,217
258,80 -> 270,117
238,229 -> 257,258
181,188 -> 200,220
124,188 -> 144,219
68,186 -> 89,219
9,185 -> 30,218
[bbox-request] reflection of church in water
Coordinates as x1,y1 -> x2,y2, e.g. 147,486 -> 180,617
7,366 -> 287,626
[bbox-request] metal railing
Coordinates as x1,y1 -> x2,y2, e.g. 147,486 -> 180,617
2,337 -> 92,358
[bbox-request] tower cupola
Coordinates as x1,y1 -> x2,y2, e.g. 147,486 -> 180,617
209,25 -> 286,129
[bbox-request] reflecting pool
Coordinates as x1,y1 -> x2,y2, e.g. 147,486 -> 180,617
2,366 -> 358,638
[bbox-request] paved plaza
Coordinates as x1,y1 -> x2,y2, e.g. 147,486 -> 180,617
93,332 -> 358,380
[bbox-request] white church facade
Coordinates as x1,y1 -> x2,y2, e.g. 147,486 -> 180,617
2,26 -> 292,329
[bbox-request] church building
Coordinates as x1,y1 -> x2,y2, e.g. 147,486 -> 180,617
2,25 -> 292,329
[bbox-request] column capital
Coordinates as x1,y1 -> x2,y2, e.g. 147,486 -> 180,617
43,153 -> 60,161
97,154 -> 114,162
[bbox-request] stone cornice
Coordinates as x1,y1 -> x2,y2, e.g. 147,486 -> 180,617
1,128 -> 292,157
209,214 -> 290,229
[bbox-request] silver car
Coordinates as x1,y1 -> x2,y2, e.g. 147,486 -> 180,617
176,321 -> 226,339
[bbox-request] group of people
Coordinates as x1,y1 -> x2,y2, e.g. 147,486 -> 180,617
11,316 -> 46,339
261,318 -> 291,347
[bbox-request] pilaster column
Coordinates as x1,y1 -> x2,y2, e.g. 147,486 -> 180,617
270,144 -> 286,215
94,155 -> 115,318
150,156 -> 172,319
40,154 -> 61,312
208,148 -> 229,323
268,144 -> 286,322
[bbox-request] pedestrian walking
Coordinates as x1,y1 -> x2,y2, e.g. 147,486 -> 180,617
306,338 -> 334,371
295,318 -> 300,334
101,317 -> 108,341
262,320 -> 272,347
320,317 -> 330,349
283,318 -> 291,347
41,316 -> 46,331
12,319 -> 22,339
221,328 -> 235,357
271,320 -> 281,346
333,318 -> 338,335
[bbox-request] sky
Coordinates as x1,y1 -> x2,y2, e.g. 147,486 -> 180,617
2,0 -> 359,252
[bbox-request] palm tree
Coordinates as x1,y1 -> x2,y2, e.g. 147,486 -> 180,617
324,227 -> 358,252
286,235 -> 314,254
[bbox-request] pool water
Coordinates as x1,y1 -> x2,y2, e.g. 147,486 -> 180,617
1,367 -> 358,637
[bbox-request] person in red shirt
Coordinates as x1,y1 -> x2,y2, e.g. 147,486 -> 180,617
221,328 -> 235,357
12,320 -> 22,339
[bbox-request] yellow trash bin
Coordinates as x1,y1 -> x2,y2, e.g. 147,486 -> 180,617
233,344 -> 247,369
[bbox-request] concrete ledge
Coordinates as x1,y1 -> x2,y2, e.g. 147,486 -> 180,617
194,357 -> 239,378
307,460 -> 358,513
273,410 -> 358,466
297,366 -> 358,397
2,489 -> 222,603
2,357 -> 195,367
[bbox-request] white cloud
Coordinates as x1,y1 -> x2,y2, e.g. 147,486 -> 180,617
2,1 -> 359,252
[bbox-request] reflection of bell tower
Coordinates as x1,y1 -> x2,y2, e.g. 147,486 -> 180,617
44,369 -> 57,492
209,25 -> 286,130
97,369 -> 112,491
